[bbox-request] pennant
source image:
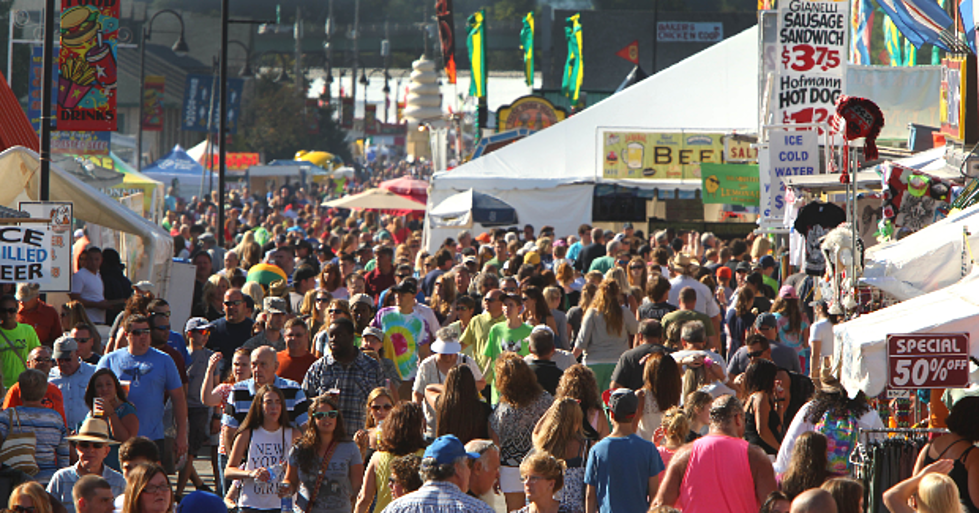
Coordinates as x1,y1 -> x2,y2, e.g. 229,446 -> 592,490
615,40 -> 639,65
467,10 -> 486,98
875,0 -> 953,49
562,13 -> 584,102
436,0 -> 457,84
520,12 -> 534,87
960,0 -> 978,53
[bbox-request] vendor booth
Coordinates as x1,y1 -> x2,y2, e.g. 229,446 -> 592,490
246,160 -> 331,196
142,145 -> 217,201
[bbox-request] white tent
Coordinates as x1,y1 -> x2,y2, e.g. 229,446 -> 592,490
0,146 -> 173,295
426,25 -> 760,250
836,271 -> 979,398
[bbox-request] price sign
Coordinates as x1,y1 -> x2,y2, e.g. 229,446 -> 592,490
887,333 -> 970,389
781,44 -> 842,73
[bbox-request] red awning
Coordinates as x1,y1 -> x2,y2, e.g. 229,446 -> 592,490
0,71 -> 39,152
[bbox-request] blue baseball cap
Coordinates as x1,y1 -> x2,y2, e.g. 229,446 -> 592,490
423,435 -> 480,465
176,491 -> 228,513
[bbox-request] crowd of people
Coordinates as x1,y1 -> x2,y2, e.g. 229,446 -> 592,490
0,181 -> 973,513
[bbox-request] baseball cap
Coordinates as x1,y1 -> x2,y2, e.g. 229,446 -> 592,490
362,326 -> 385,342
524,251 -> 541,265
759,255 -> 776,269
754,312 -> 778,330
350,293 -> 375,309
52,336 -> 78,360
736,261 -> 752,273
607,388 -> 639,418
622,222 -> 634,229
778,285 -> 799,299
716,267 -> 732,280
264,296 -> 288,314
423,435 -> 480,465
185,317 -> 211,333
15,283 -> 39,302
133,281 -> 156,294
176,491 -> 228,513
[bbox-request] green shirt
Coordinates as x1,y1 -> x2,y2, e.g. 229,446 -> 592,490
484,321 -> 533,404
588,255 -> 615,275
763,274 -> 779,292
660,309 -> 717,337
0,323 -> 40,389
460,311 -> 506,375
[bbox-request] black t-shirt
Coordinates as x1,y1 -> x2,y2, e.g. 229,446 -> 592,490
209,317 -> 255,363
576,243 -> 606,273
794,201 -> 847,276
528,359 -> 564,396
638,301 -> 677,322
609,343 -> 669,390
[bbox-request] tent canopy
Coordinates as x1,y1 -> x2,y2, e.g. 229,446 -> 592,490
0,146 -> 172,293
247,160 -> 330,178
142,145 -> 216,200
323,188 -> 425,211
430,189 -> 518,227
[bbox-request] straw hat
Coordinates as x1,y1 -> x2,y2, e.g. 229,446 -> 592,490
67,418 -> 120,445
669,253 -> 700,272
818,359 -> 844,394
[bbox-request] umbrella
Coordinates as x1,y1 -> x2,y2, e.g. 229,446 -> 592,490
333,166 -> 355,178
246,263 -> 288,287
322,188 -> 425,211
379,176 -> 428,204
429,189 -> 518,227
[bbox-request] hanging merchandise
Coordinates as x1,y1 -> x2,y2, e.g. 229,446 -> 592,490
831,95 -> 885,183
520,13 -> 534,87
794,201 -> 847,276
562,13 -> 583,102
820,223 -> 865,313
880,162 -> 956,236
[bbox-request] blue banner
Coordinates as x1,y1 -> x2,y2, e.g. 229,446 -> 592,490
181,74 -> 243,134
28,45 -> 57,133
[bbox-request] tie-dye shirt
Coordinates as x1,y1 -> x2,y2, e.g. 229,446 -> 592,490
372,307 -> 434,380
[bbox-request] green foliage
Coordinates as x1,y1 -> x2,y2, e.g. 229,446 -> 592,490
487,0 -> 536,21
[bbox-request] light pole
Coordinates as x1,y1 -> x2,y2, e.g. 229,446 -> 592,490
228,40 -> 252,77
137,9 -> 189,172
359,68 -> 368,148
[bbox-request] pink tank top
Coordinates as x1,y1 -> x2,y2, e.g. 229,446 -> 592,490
677,434 -> 758,513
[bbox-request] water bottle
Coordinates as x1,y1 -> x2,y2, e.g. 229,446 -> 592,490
281,496 -> 293,513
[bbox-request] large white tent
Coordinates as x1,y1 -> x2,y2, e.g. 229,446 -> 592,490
425,25 -> 761,250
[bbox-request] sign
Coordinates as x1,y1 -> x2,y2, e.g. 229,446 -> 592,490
699,163 -> 760,206
724,135 -> 758,163
775,0 -> 849,125
142,75 -> 165,131
768,129 -> 818,219
18,202 -> 72,291
496,95 -> 567,133
940,57 -> 965,140
51,131 -> 110,155
340,97 -> 354,129
180,74 -> 243,134
200,152 -> 260,171
657,22 -> 723,43
28,45 -> 57,133
57,0 -> 118,131
365,104 -> 377,134
600,130 -> 723,180
887,333 -> 970,389
0,224 -> 53,284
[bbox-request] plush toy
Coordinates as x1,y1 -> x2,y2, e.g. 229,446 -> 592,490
820,223 -> 864,314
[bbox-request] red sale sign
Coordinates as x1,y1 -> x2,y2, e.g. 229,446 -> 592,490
887,333 -> 970,389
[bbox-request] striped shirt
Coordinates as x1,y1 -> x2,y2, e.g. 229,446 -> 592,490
0,406 -> 69,486
383,481 -> 496,513
221,376 -> 310,429
302,349 -> 385,436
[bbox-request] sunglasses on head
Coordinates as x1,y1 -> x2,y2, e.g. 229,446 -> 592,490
311,410 -> 339,419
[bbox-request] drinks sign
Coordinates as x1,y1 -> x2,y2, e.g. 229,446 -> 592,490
57,0 -> 119,131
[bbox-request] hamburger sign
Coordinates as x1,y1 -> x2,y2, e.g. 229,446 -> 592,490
58,0 -> 118,131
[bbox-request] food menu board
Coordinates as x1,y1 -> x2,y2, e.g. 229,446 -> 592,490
600,130 -> 724,180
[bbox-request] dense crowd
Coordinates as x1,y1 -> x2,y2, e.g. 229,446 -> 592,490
0,179 -> 973,513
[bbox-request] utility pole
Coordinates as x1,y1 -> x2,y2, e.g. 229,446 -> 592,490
325,0 -> 333,102
294,6 -> 303,94
351,0 -> 359,107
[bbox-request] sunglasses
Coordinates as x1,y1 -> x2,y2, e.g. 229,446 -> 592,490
31,357 -> 52,363
74,337 -> 91,343
396,274 -> 411,279
315,297 -> 331,303
128,328 -> 151,336
12,506 -> 35,513
328,309 -> 345,314
454,307 -> 470,312
0,308 -> 17,315
748,350 -> 766,358
629,265 -> 644,270
77,442 -> 105,449
617,260 -> 630,266
153,311 -> 171,318
371,403 -> 394,411
311,410 -> 339,419
152,325 -> 170,331
223,300 -> 243,307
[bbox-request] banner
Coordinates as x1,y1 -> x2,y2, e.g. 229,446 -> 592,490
28,45 -> 57,133
876,0 -> 952,50
180,74 -> 243,134
57,0 -> 118,131
467,10 -> 486,98
365,104 -> 377,134
600,131 -> 723,180
940,57 -> 966,140
615,40 -> 639,64
142,75 -> 165,131
200,152 -> 260,171
768,129 -> 819,219
18,203 -> 72,291
775,0 -> 849,125
656,22 -> 723,43
0,224 -> 53,284
850,0 -> 874,64
562,13 -> 583,102
700,163 -> 760,206
51,131 -> 110,155
520,13 -> 534,87
341,97 -> 354,129
436,0 -> 457,84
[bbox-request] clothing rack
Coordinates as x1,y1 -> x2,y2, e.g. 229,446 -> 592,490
855,427 -> 947,513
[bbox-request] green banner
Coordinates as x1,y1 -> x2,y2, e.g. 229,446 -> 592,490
520,13 -> 534,87
467,10 -> 486,98
562,13 -> 583,102
700,163 -> 760,206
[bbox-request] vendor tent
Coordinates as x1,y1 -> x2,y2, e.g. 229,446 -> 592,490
836,271 -> 979,398
142,145 -> 216,200
430,189 -> 517,227
426,25 -> 760,250
0,146 -> 172,294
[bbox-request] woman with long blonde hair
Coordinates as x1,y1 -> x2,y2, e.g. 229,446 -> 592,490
353,387 -> 396,459
605,267 -> 639,314
199,274 -> 230,321
319,263 -> 348,299
533,397 -> 587,513
555,364 -> 610,440
122,463 -> 173,513
567,282 -> 597,343
657,406 -> 690,469
314,299 -> 353,357
9,482 -> 52,513
572,278 -> 639,392
301,288 -> 332,336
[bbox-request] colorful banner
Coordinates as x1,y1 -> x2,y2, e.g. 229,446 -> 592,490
520,13 -> 534,86
877,0 -> 952,50
600,131 -> 724,180
57,0 -> 118,131
562,13 -> 583,102
180,74 -> 243,134
467,10 -> 486,98
142,75 -> 165,131
51,131 -> 110,155
436,0 -> 457,84
496,95 -> 566,132
850,0 -> 874,64
700,163 -> 760,206
775,0 -> 849,125
28,45 -> 57,133
200,152 -> 260,170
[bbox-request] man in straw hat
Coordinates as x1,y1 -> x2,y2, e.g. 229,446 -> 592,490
47,418 -> 126,513
667,253 -> 721,345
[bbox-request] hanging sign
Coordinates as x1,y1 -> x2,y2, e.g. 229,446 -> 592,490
940,57 -> 966,140
181,74 -> 243,134
143,75 -> 165,132
600,130 -> 723,180
768,129 -> 819,219
18,202 -> 72,291
887,333 -> 970,389
775,0 -> 849,125
0,224 -> 53,284
57,0 -> 119,131
656,22 -> 723,43
699,163 -> 760,206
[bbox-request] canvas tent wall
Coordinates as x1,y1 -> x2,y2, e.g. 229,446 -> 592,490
0,146 -> 173,295
426,25 -> 760,251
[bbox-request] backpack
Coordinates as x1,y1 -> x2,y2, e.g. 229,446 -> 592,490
814,410 -> 858,474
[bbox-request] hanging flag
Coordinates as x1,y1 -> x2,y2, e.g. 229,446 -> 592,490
875,0 -> 953,49
436,0 -> 457,84
562,13 -> 583,102
904,37 -> 916,65
615,40 -> 639,65
520,12 -> 534,87
960,0 -> 978,53
58,0 -> 119,131
467,10 -> 486,98
884,15 -> 903,65
850,0 -> 874,64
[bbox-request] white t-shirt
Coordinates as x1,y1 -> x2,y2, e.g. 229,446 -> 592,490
809,319 -> 835,362
70,268 -> 105,323
413,354 -> 484,437
667,275 -> 720,318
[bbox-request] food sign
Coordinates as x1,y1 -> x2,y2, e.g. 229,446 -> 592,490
775,0 -> 849,126
887,333 -> 970,389
57,0 -> 119,131
601,130 -> 723,180
0,225 -> 53,284
18,202 -> 72,291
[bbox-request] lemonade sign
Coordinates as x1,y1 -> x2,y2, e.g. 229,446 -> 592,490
601,130 -> 724,180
